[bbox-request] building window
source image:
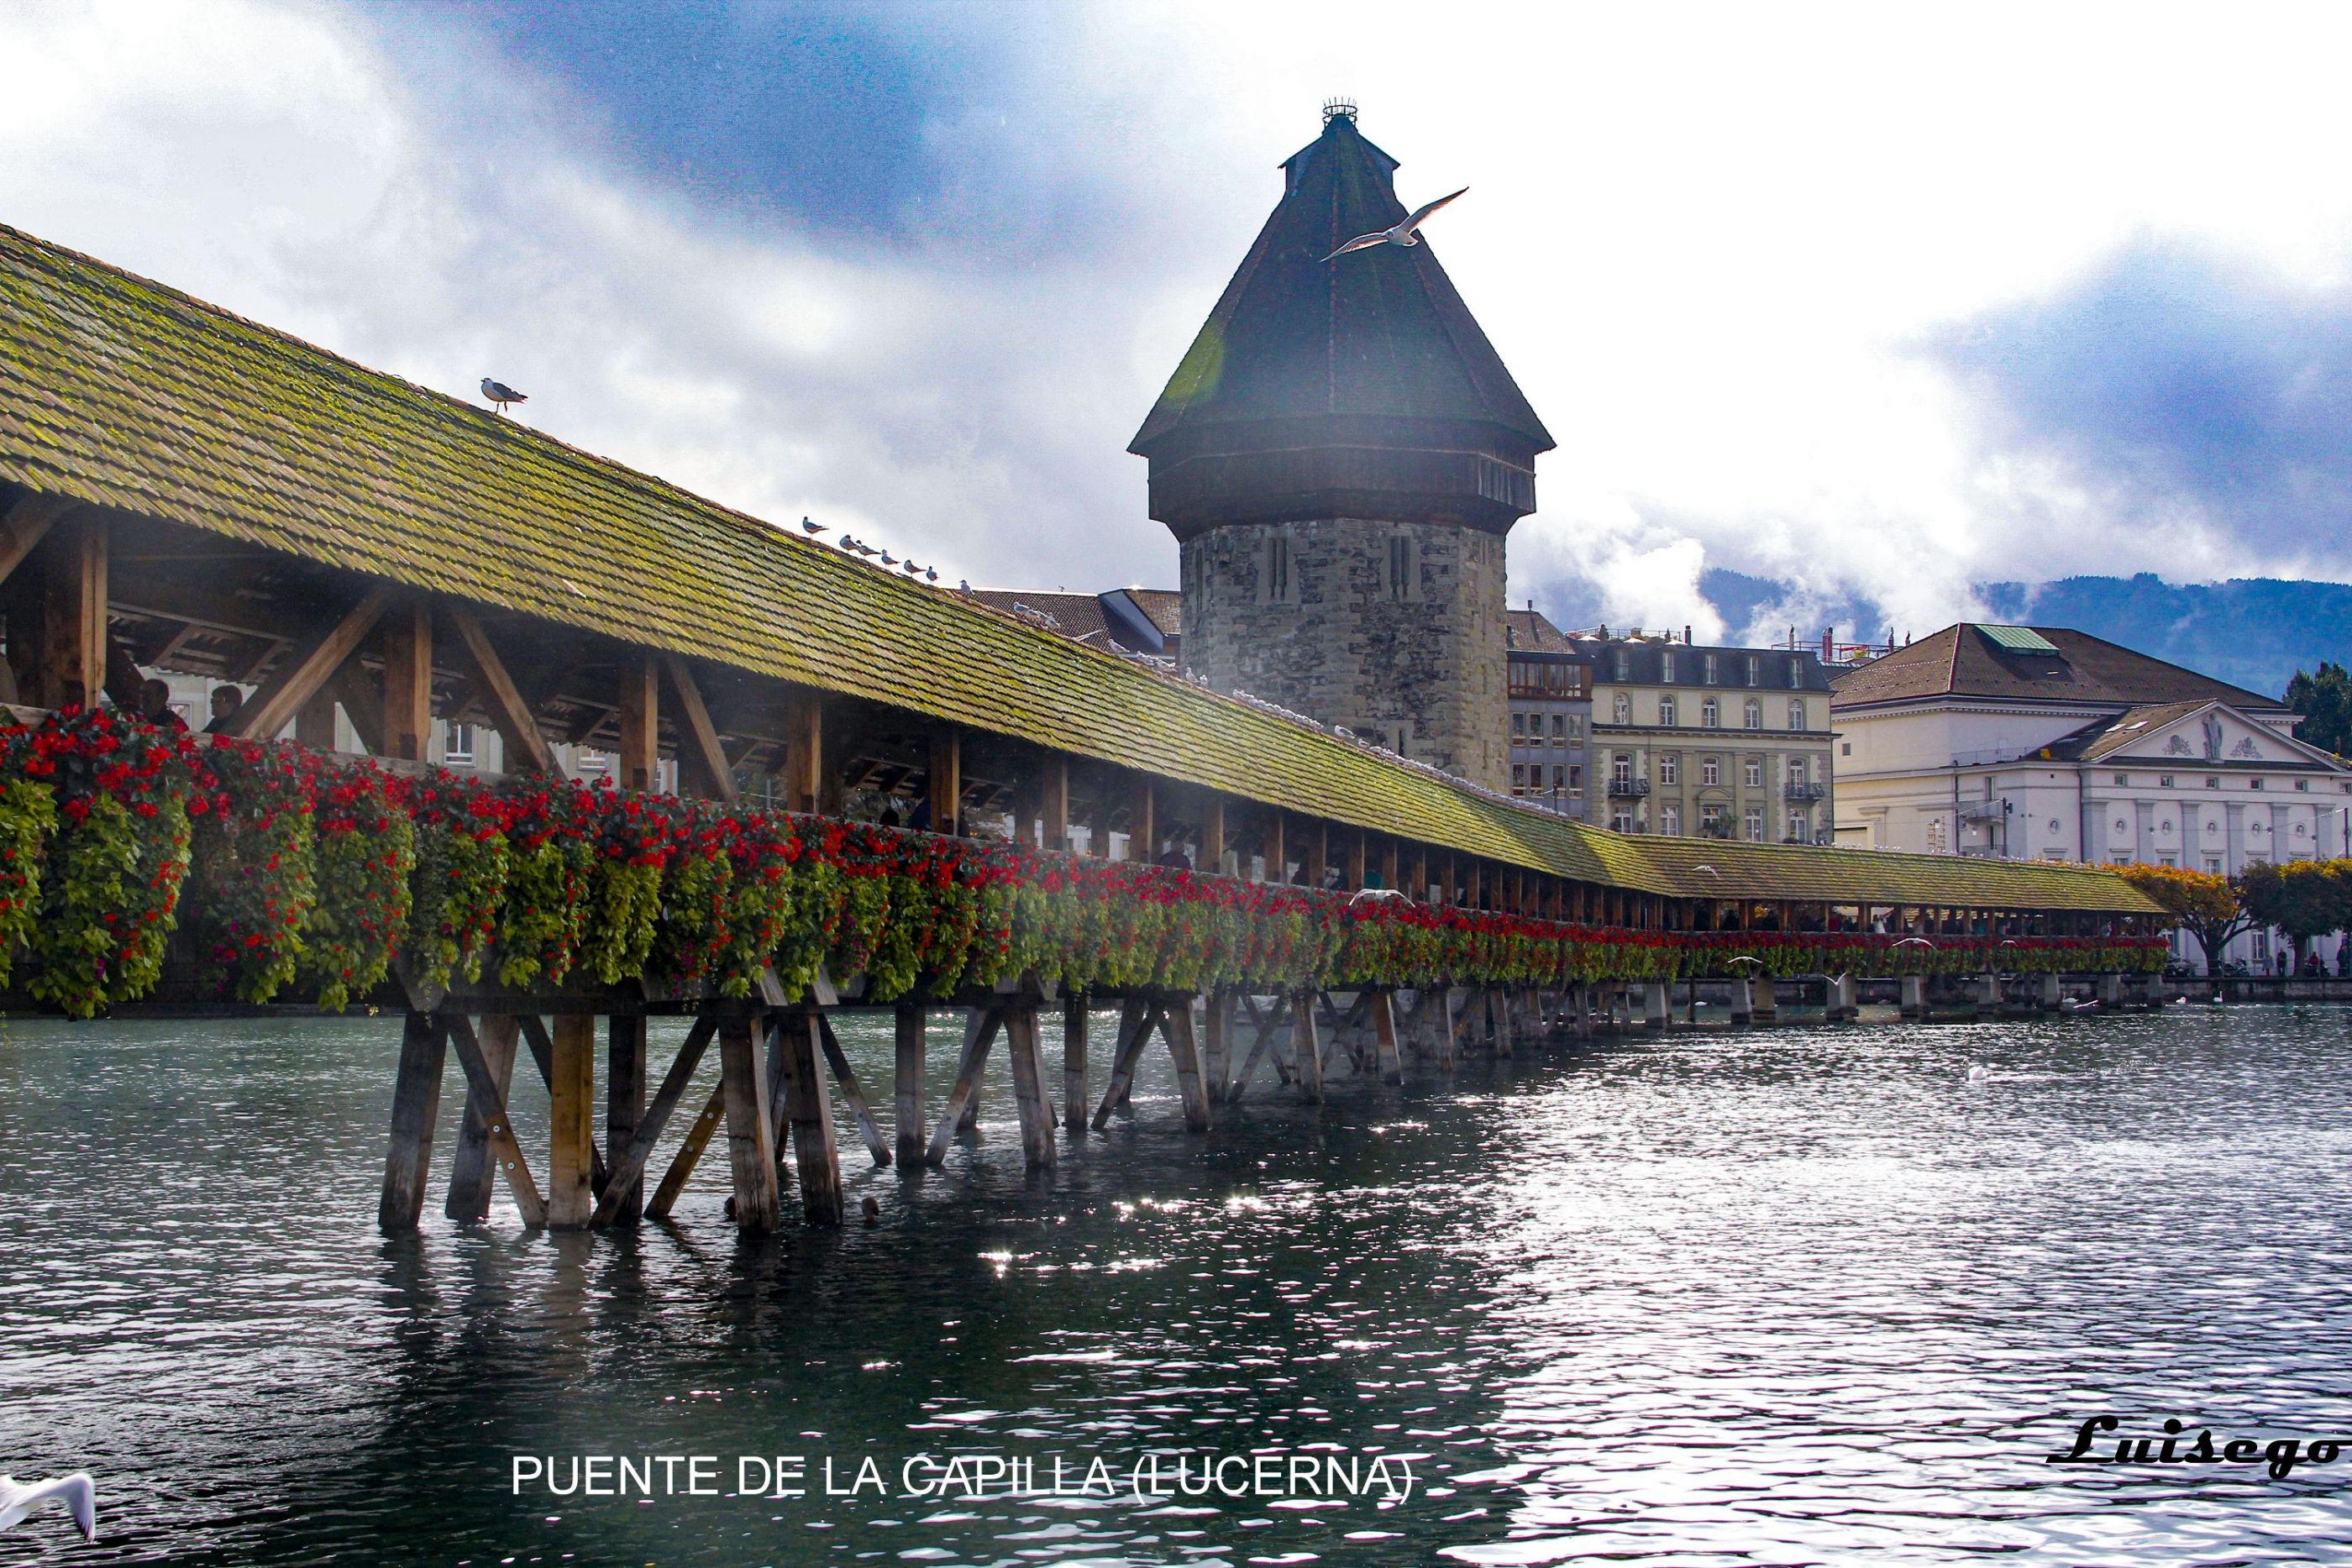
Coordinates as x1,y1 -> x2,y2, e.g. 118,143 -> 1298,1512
1841,742 -> 1851,756
2205,857 -> 2222,873
1661,651 -> 1676,683
1787,658 -> 1803,689
1660,804 -> 1681,835
1788,699 -> 1806,731
1745,655 -> 1761,686
1700,698 -> 1719,727
1385,535 -> 1418,600
1743,698 -> 1761,729
1614,650 -> 1630,681
1511,763 -> 1526,794
2160,775 -> 2175,787
1551,712 -> 1567,741
1566,716 -> 1584,743
1612,754 -> 1633,785
1659,754 -> 1680,784
1788,808 -> 1809,841
1611,810 -> 1633,833
1700,804 -> 1724,834
1612,693 -> 1631,724
2113,773 -> 2129,785
1658,696 -> 1678,726
1744,807 -> 1764,840
1744,758 -> 1763,788
1259,534 -> 1294,604
2206,778 -> 2221,789
575,748 -> 609,774
1701,757 -> 1720,786
1703,653 -> 1719,684
2251,779 -> 2265,791
1511,712 -> 1526,739
1789,755 -> 1808,784
1567,764 -> 1583,798
2294,779 -> 2309,791
442,721 -> 476,766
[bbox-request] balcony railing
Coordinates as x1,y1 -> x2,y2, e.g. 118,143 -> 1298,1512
1783,781 -> 1826,802
1606,778 -> 1651,798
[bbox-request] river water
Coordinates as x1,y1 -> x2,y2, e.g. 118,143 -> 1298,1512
4,1003 -> 2352,1566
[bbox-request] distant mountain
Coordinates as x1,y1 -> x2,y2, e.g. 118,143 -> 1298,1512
1691,570 -> 2349,702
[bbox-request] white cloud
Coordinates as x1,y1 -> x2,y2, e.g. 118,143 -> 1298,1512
8,0 -> 2352,629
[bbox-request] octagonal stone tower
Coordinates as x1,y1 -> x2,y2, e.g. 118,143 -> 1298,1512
1130,106 -> 1553,791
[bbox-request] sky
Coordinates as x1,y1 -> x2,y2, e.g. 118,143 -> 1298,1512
6,1 -> 2352,646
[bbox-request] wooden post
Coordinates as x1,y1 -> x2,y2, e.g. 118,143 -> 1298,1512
1467,860 -> 1484,910
295,691 -> 339,752
1163,999 -> 1212,1132
1304,820 -> 1327,890
445,1015 -> 520,1221
774,1013 -> 843,1224
1201,989 -> 1231,1104
1130,778 -> 1154,862
816,1013 -> 892,1167
1004,1002 -> 1058,1167
1265,813 -> 1285,884
1061,995 -> 1089,1132
894,1002 -> 927,1165
928,726 -> 962,836
545,1014 -> 597,1228
379,1011 -> 449,1233
618,651 -> 659,793
645,1084 -> 726,1221
604,1015 -> 648,1221
1039,757 -> 1070,852
717,1018 -> 783,1231
782,690 -> 823,813
1347,832 -> 1368,891
1410,844 -> 1428,902
1381,837 -> 1399,893
1371,989 -> 1403,1084
1200,797 -> 1225,875
593,1017 -> 717,1225
445,1015 -> 547,1226
1292,990 -> 1324,1103
928,1006 -> 1001,1163
380,593 -> 433,763
1089,998 -> 1156,1130
34,512 -> 107,712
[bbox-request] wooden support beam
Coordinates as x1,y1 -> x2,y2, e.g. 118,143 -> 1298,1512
927,726 -> 961,836
1089,998 -> 1158,1130
1380,837 -> 1399,893
34,512 -> 107,711
517,1015 -> 608,1193
1200,797 -> 1225,874
0,491 -> 65,589
544,1014 -> 597,1228
1371,989 -> 1404,1085
294,690 -> 339,752
1292,989 -> 1324,1102
378,1011 -> 449,1233
1061,995 -> 1088,1133
1200,989 -> 1231,1104
444,603 -> 559,774
1163,998 -> 1212,1132
1041,758 -> 1069,852
777,689 -> 822,812
717,1018 -> 784,1231
444,1014 -> 521,1222
927,1006 -> 1001,1164
326,663 -> 386,756
645,1083 -> 726,1221
1228,992 -> 1288,1102
816,1012 -> 891,1167
1346,831 -> 1367,892
1004,1002 -> 1057,1168
1304,820 -> 1326,890
1130,777 -> 1153,862
228,584 -> 396,741
605,1015 -> 648,1220
774,1012 -> 844,1224
379,593 -> 433,763
445,1014 -> 547,1227
1410,844 -> 1428,903
664,654 -> 738,804
1265,813 -> 1285,884
894,1002 -> 927,1166
593,1015 -> 717,1225
617,650 -> 659,794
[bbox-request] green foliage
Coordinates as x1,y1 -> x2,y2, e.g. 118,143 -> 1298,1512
2286,661 -> 2352,758
0,779 -> 57,990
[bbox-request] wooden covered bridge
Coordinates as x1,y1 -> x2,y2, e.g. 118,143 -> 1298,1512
0,223 -> 2167,1235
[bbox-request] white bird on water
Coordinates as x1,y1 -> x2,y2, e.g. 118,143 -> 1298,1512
1320,186 -> 1468,262
479,377 -> 528,415
0,1473 -> 96,1543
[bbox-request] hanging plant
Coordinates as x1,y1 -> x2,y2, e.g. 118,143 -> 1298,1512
0,778 -> 57,990
187,737 -> 318,1004
577,785 -> 680,985
404,775 -> 510,994
302,763 -> 417,1010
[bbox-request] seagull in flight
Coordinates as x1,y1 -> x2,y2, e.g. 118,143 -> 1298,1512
479,377 -> 528,415
0,1473 -> 96,1543
1320,186 -> 1468,262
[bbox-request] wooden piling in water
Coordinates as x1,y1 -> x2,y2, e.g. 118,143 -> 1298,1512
379,1011 -> 449,1234
717,1017 -> 783,1232
894,1002 -> 927,1166
1061,995 -> 1089,1133
774,1011 -> 843,1225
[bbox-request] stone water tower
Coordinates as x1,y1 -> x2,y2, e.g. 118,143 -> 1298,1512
1130,103 -> 1552,791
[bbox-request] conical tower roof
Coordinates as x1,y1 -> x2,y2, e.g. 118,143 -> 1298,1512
1131,109 -> 1552,497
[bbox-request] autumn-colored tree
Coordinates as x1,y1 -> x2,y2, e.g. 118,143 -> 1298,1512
2238,858 -> 2352,968
2117,863 -> 2256,975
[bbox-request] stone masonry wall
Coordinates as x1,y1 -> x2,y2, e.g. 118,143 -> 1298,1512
1179,517 -> 1509,792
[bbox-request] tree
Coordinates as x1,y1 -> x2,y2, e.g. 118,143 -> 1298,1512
2286,662 -> 2352,758
2117,863 -> 2257,976
2239,858 -> 2352,968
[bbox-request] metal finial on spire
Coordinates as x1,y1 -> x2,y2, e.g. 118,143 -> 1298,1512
1322,97 -> 1357,124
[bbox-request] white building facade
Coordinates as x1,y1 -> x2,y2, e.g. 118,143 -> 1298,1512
1832,624 -> 2352,970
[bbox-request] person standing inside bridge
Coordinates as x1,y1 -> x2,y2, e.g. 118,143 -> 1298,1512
201,685 -> 244,735
137,679 -> 186,732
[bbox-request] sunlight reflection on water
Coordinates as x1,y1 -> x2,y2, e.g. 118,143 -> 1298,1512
3,1005 -> 2350,1565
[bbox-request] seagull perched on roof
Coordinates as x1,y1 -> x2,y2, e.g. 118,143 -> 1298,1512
879,550 -> 896,565
0,1473 -> 96,1543
479,377 -> 528,415
925,568 -> 938,583
800,517 -> 822,534
1320,186 -> 1468,262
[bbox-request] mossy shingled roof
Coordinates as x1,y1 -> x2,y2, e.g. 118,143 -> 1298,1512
0,223 -> 2155,915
